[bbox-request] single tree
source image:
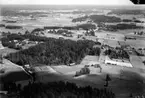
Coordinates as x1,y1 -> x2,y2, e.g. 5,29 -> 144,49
104,74 -> 111,87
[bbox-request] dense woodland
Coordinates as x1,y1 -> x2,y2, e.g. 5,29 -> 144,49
44,23 -> 96,30
3,81 -> 115,98
5,25 -> 23,29
108,9 -> 144,15
72,15 -> 121,23
2,33 -> 101,66
105,23 -> 144,31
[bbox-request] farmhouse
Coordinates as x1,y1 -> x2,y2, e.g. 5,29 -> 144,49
105,56 -> 133,67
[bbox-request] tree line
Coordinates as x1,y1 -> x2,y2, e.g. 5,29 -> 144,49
72,15 -> 122,23
18,81 -> 115,98
105,23 -> 144,31
5,25 -> 23,29
44,23 -> 96,30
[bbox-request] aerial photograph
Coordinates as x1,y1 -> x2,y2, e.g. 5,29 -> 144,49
0,0 -> 145,98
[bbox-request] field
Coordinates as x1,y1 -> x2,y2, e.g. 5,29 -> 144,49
130,54 -> 145,69
103,40 -> 120,47
26,54 -> 145,97
125,40 -> 145,49
34,55 -> 145,98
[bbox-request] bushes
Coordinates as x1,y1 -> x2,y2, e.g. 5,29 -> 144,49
75,67 -> 90,77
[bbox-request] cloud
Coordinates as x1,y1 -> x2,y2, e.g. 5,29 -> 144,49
0,0 -> 133,5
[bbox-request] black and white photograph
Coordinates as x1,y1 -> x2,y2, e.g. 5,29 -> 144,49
0,0 -> 145,98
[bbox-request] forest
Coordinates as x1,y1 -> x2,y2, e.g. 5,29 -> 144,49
2,81 -> 115,98
105,23 -> 144,31
72,15 -> 121,23
5,25 -> 23,29
108,9 -> 144,15
44,23 -> 96,30
3,33 -> 101,66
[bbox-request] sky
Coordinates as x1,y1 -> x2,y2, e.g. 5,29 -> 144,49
0,0 -> 134,5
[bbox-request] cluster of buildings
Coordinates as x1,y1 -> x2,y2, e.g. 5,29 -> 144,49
9,39 -> 39,49
46,29 -> 74,37
96,33 -> 134,68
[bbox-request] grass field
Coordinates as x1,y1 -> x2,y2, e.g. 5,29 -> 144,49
45,54 -> 145,98
125,40 -> 145,49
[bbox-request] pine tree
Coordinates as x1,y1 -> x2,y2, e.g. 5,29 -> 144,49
104,74 -> 111,87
